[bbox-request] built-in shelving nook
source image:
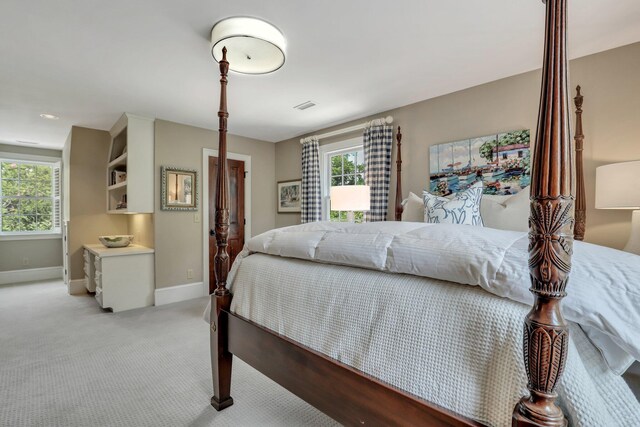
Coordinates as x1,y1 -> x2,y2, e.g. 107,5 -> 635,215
107,113 -> 154,214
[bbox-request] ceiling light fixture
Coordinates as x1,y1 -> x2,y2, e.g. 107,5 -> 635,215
211,16 -> 286,74
40,113 -> 59,120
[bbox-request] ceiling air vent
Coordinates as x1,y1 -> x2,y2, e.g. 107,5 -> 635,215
293,101 -> 316,111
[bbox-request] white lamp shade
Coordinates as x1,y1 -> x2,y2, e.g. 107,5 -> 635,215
211,17 -> 286,74
330,185 -> 370,211
595,160 -> 640,209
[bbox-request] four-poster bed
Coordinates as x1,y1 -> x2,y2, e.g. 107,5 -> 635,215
209,1 -> 639,426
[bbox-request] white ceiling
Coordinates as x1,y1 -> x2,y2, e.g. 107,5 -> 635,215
1,0 -> 640,149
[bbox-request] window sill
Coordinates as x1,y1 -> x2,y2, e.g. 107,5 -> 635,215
0,233 -> 62,241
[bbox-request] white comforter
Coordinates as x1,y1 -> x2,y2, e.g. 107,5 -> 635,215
205,221 -> 640,425
241,221 -> 640,374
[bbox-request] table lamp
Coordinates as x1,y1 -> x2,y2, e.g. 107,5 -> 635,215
595,160 -> 640,254
330,185 -> 370,223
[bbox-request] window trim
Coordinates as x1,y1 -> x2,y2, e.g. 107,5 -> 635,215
0,153 -> 62,238
319,137 -> 363,221
0,233 -> 62,241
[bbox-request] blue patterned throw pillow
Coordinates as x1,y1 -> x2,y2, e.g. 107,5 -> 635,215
422,182 -> 484,226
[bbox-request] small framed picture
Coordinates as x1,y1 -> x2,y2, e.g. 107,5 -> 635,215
277,180 -> 302,213
161,166 -> 198,211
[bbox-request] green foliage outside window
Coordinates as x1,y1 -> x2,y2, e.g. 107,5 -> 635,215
1,161 -> 55,232
329,149 -> 365,223
329,210 -> 364,222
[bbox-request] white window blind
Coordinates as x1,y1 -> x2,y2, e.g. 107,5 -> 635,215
318,137 -> 365,222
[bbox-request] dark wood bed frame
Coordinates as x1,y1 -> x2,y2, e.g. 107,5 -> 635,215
209,1 -> 588,425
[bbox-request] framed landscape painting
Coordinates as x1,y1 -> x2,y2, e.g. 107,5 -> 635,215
278,180 -> 301,213
429,129 -> 531,196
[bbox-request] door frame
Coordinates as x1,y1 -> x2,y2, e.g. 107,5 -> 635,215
202,148 -> 252,295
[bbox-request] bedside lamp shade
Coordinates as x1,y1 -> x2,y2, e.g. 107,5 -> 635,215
330,185 -> 370,211
595,160 -> 640,255
595,161 -> 640,209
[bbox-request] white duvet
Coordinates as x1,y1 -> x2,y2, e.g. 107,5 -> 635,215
204,221 -> 640,425
243,221 -> 640,373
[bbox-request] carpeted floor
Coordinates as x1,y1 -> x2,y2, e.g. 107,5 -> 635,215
0,280 -> 339,427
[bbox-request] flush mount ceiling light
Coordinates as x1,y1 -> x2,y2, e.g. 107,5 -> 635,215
211,16 -> 286,74
39,113 -> 59,120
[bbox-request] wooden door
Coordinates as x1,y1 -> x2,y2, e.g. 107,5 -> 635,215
209,157 -> 245,294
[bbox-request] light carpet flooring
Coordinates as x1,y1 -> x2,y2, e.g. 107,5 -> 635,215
0,280 -> 339,427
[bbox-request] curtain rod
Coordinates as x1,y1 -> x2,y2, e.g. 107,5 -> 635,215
300,116 -> 393,144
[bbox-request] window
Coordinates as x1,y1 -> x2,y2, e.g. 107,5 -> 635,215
0,157 -> 61,236
320,137 -> 365,222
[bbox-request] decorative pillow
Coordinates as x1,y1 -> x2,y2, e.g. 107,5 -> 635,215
480,186 -> 530,232
423,182 -> 483,226
401,192 -> 424,222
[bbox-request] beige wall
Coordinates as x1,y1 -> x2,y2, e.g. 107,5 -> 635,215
275,42 -> 640,249
62,119 -> 273,289
128,214 -> 154,248
154,120 -> 275,289
0,143 -> 63,272
274,140 -> 304,227
0,143 -> 59,158
0,239 -> 62,271
67,127 -> 129,280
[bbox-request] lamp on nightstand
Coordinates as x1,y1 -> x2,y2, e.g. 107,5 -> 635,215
330,185 -> 370,223
596,160 -> 640,255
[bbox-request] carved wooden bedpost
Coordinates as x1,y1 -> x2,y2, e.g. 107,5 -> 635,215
513,0 -> 574,426
210,46 -> 234,411
573,86 -> 586,241
395,126 -> 403,221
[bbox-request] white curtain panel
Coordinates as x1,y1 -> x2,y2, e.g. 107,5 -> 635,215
363,124 -> 393,222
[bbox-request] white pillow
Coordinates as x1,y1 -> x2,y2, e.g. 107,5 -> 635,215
482,194 -> 511,204
422,182 -> 483,226
480,186 -> 530,232
401,192 -> 424,222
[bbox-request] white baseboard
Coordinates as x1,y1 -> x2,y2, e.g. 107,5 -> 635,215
68,279 -> 87,295
154,282 -> 205,306
0,266 -> 63,285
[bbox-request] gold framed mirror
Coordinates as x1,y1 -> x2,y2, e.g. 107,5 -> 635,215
161,166 -> 198,211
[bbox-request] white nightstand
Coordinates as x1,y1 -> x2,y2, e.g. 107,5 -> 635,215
83,244 -> 155,312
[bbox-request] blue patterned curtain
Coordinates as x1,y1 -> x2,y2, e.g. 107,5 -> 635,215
301,137 -> 322,223
363,125 -> 393,222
